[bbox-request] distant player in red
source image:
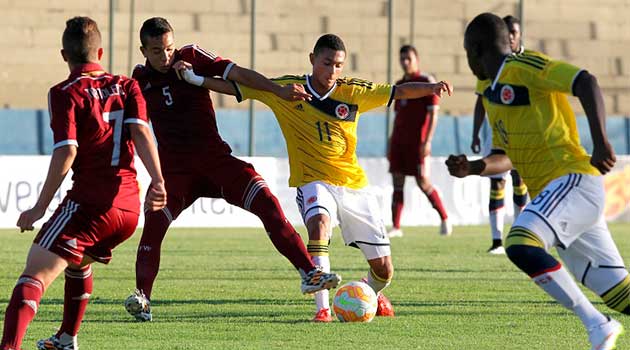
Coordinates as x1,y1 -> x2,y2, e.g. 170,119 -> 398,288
1,17 -> 166,350
388,45 -> 451,237
124,17 -> 340,322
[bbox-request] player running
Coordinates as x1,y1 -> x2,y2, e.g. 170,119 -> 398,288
387,44 -> 451,238
448,12 -> 626,350
1,17 -> 166,350
175,34 -> 452,322
124,18 -> 340,322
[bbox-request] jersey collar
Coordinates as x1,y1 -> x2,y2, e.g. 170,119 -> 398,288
69,62 -> 106,78
306,74 -> 337,101
491,55 -> 510,91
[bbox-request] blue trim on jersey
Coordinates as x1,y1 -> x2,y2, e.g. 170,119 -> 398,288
304,89 -> 359,122
483,83 -> 531,106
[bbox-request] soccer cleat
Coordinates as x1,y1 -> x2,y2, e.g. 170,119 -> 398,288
487,240 -> 505,255
376,292 -> 395,317
312,308 -> 333,323
301,269 -> 341,294
388,228 -> 404,238
588,317 -> 623,350
439,219 -> 453,236
36,334 -> 76,350
124,289 -> 152,322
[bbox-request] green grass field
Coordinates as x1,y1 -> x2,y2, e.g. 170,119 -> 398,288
1,223 -> 629,350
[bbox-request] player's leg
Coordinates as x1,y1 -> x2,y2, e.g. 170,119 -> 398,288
488,176 -> 506,253
505,174 -> 617,345
338,187 -> 395,316
510,169 -> 529,219
415,158 -> 451,235
389,172 -> 405,237
1,245 -> 68,350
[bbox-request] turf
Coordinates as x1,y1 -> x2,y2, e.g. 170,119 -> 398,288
1,223 -> 629,349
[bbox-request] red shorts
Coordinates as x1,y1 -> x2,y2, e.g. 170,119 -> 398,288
34,198 -> 138,265
159,154 -> 266,220
388,143 -> 428,176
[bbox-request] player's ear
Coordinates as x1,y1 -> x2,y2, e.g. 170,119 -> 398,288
97,47 -> 103,60
309,52 -> 315,65
60,49 -> 68,63
139,46 -> 147,58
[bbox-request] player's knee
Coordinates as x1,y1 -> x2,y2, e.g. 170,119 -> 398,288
370,259 -> 394,281
601,275 -> 630,315
416,177 -> 431,192
505,227 -> 557,276
491,178 -> 506,190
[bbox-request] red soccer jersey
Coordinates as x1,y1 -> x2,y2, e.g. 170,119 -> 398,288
391,72 -> 440,146
132,44 -> 234,161
48,63 -> 148,213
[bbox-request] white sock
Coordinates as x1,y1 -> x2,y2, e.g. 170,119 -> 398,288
489,208 -> 505,240
58,332 -> 78,347
366,269 -> 391,294
532,266 -> 607,329
312,255 -> 330,311
513,203 -> 523,220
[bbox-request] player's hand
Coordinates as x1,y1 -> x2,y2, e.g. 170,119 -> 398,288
591,141 -> 616,175
276,84 -> 312,101
173,60 -> 204,86
470,136 -> 481,154
432,81 -> 453,97
420,142 -> 431,158
145,181 -> 167,212
16,205 -> 46,233
445,154 -> 470,178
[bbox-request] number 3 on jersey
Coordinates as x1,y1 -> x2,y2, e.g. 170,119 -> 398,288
316,121 -> 332,142
162,86 -> 173,106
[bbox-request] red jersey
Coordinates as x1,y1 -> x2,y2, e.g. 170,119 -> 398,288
132,44 -> 234,161
48,63 -> 148,213
391,72 -> 440,146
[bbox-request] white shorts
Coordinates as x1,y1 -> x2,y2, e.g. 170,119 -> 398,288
514,174 -> 624,275
296,181 -> 390,260
480,118 -> 508,180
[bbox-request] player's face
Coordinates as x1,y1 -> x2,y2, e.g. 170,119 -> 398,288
311,48 -> 345,90
141,32 -> 176,73
399,51 -> 418,75
508,23 -> 522,52
464,38 -> 487,81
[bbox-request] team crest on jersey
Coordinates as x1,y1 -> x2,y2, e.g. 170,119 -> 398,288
500,85 -> 515,104
335,103 -> 350,119
307,196 -> 318,205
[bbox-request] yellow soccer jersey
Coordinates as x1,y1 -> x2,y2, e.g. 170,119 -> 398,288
234,74 -> 394,189
475,50 -> 600,197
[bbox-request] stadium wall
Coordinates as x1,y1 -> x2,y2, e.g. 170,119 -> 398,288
1,155 -> 629,229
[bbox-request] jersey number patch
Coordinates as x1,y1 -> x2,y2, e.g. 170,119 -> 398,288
316,121 -> 332,142
102,109 -> 124,166
162,86 -> 173,106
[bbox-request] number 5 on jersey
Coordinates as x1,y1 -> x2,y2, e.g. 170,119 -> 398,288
162,86 -> 173,106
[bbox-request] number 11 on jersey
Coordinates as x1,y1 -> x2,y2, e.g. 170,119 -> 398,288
316,121 -> 332,142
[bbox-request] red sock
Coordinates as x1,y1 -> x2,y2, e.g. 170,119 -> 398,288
247,182 -> 315,274
391,189 -> 404,229
58,266 -> 93,337
426,188 -> 448,220
1,275 -> 44,350
136,209 -> 171,299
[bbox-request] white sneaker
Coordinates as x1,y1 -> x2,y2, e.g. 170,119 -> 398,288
439,220 -> 452,236
588,317 -> 623,350
124,289 -> 152,322
388,228 -> 404,238
488,246 -> 506,255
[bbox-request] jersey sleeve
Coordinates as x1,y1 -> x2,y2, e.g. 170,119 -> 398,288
475,79 -> 489,96
233,81 -> 277,107
427,94 -> 440,110
525,60 -> 583,95
122,79 -> 149,127
48,88 -> 78,150
180,45 -> 235,80
353,82 -> 395,113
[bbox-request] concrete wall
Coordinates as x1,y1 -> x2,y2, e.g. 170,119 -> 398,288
1,0 -> 629,115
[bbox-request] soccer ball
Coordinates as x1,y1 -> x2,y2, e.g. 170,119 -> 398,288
124,293 -> 148,314
333,281 -> 378,322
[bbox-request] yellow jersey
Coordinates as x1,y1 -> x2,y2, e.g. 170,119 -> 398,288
475,50 -> 600,197
235,74 -> 394,189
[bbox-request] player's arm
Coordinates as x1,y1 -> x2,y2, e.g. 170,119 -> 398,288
422,105 -> 439,158
573,71 -> 616,174
471,95 -> 485,154
394,80 -> 453,100
16,145 -> 76,232
129,124 -> 166,212
445,151 -> 512,178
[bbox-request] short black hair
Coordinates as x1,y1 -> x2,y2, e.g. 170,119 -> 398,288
502,15 -> 520,32
140,17 -> 174,47
62,16 -> 101,64
465,13 -> 511,54
313,34 -> 346,56
399,45 -> 418,57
